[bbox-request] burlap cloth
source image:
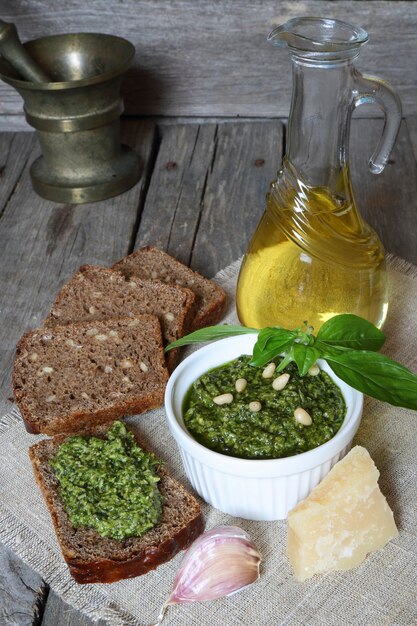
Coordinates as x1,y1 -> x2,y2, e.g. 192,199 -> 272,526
1,256 -> 416,626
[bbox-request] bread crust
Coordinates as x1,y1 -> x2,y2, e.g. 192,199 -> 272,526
20,392 -> 165,435
64,518 -> 204,584
29,428 -> 204,584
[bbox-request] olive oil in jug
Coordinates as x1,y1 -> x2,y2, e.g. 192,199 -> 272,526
237,162 -> 388,330
236,18 -> 401,331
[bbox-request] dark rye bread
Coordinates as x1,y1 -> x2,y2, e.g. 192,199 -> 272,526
44,265 -> 196,371
113,246 -> 227,331
29,426 -> 204,584
13,316 -> 169,435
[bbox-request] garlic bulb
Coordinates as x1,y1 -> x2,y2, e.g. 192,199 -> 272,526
153,525 -> 261,625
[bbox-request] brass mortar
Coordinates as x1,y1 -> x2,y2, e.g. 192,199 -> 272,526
0,32 -> 140,204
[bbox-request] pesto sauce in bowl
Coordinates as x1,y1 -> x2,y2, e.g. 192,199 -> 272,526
50,421 -> 163,540
183,356 -> 346,460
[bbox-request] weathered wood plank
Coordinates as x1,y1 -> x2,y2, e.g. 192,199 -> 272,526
134,121 -> 284,277
134,123 -> 218,265
42,590 -> 107,626
350,118 -> 417,264
0,119 -> 157,416
0,1 -> 415,124
191,121 -> 284,277
0,543 -> 45,626
405,116 -> 417,163
0,132 -> 36,214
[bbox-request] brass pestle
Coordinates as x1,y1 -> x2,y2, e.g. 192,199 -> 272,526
0,19 -> 51,83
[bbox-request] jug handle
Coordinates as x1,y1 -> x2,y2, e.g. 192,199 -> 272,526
352,70 -> 402,174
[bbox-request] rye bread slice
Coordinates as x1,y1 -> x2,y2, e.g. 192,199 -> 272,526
13,316 -> 169,435
29,425 -> 204,584
44,265 -> 196,371
113,246 -> 227,331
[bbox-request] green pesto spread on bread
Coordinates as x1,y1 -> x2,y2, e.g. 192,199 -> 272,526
50,421 -> 163,540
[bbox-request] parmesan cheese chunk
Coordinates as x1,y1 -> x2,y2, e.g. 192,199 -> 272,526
287,446 -> 398,581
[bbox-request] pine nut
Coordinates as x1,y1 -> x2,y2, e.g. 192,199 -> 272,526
213,393 -> 233,405
86,328 -> 98,336
29,352 -> 38,362
109,330 -> 118,337
151,271 -> 158,279
249,401 -> 262,412
294,407 -> 313,426
120,359 -> 133,369
46,395 -> 56,402
66,339 -> 82,349
165,312 -> 175,322
104,365 -> 113,374
42,366 -> 54,374
140,361 -> 149,372
308,364 -> 320,376
235,378 -> 247,393
129,281 -> 137,287
262,363 -> 276,378
88,306 -> 96,315
95,334 -> 108,341
81,392 -> 90,400
272,373 -> 290,391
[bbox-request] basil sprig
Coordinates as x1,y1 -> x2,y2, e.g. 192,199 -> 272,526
166,314 -> 417,410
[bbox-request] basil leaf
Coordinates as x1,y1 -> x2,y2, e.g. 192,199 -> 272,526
315,341 -> 351,357
250,337 -> 295,368
292,344 -> 321,376
275,347 -> 296,372
325,350 -> 417,409
165,325 -> 258,352
317,314 -> 385,351
251,330 -> 296,366
255,327 -> 283,351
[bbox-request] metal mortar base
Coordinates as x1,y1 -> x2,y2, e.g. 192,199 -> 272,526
30,145 -> 141,204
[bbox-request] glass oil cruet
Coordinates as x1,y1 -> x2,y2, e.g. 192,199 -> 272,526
236,17 -> 402,331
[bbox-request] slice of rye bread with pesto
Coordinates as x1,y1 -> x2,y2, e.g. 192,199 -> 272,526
113,246 -> 227,331
29,423 -> 204,584
13,316 -> 169,435
43,265 -> 196,371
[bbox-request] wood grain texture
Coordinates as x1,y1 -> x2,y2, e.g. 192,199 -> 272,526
0,119 -> 157,417
0,0 -> 416,124
350,118 -> 417,264
0,543 -> 45,626
134,123 -> 218,264
42,591 -> 107,626
134,121 -> 284,276
0,132 -> 36,214
405,116 -> 417,162
191,121 -> 284,277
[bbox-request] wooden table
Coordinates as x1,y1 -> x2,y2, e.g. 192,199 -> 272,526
1,117 -> 417,625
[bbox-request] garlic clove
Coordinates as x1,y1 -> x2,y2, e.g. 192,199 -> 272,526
170,525 -> 261,603
153,525 -> 261,625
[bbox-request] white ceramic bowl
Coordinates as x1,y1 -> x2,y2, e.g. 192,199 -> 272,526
164,334 -> 363,520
